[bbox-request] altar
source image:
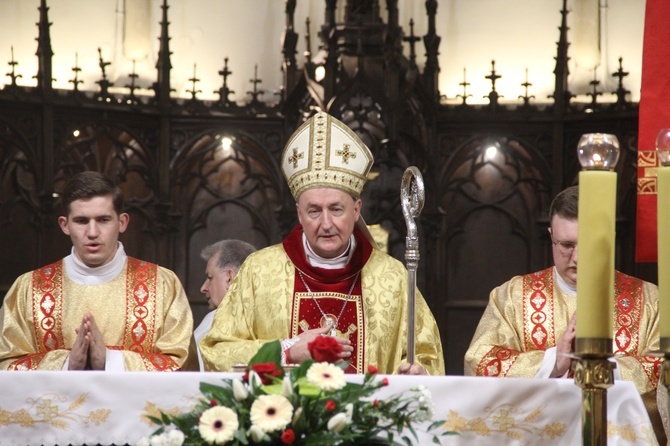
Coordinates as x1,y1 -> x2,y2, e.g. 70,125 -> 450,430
0,371 -> 658,445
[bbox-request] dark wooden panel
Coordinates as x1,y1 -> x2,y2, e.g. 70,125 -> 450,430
444,306 -> 487,376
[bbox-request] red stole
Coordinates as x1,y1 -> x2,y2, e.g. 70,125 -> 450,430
283,225 -> 372,373
635,0 -> 670,262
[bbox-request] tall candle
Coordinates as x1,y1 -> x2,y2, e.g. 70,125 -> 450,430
658,165 -> 670,344
576,170 -> 617,344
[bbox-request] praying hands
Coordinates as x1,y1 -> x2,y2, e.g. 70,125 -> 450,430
69,313 -> 106,370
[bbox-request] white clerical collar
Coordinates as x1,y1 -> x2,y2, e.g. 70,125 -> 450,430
302,233 -> 356,269
64,242 -> 127,285
554,266 -> 576,295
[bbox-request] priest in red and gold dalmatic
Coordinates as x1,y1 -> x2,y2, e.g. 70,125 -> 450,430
464,186 -> 660,396
201,112 -> 444,375
0,171 -> 197,371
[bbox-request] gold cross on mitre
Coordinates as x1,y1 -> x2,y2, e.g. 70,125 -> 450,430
336,144 -> 357,164
287,147 -> 304,168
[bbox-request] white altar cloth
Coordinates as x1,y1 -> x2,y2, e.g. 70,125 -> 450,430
0,371 -> 658,445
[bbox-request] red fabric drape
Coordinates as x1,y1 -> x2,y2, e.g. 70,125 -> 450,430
636,0 -> 670,262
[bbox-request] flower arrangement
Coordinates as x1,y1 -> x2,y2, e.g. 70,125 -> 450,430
141,337 -> 450,445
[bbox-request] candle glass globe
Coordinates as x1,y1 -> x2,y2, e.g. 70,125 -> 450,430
577,133 -> 620,170
656,128 -> 670,166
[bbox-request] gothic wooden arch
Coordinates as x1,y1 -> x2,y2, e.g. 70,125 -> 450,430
170,128 -> 285,304
436,134 -> 552,373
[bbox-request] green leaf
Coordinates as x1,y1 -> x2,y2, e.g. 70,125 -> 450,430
427,420 -> 446,431
291,359 -> 314,380
160,411 -> 171,424
248,340 -> 282,367
296,382 -> 322,397
302,430 -> 339,445
234,428 -> 249,444
145,415 -> 164,425
261,383 -> 283,395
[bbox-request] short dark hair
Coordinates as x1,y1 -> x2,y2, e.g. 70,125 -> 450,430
59,171 -> 124,216
549,185 -> 578,222
200,239 -> 256,271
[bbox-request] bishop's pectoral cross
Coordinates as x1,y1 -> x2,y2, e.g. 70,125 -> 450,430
324,316 -> 337,336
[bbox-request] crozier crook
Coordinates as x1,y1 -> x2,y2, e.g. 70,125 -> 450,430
401,166 -> 424,365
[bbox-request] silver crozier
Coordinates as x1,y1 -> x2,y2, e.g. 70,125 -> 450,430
401,166 -> 425,365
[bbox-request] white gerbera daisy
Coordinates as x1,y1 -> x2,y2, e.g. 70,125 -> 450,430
198,406 -> 238,444
250,394 -> 293,433
306,362 -> 346,391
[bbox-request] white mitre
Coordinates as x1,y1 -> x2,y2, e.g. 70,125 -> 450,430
281,111 -> 374,200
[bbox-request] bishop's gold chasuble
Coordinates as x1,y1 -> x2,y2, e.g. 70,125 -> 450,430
201,226 -> 444,375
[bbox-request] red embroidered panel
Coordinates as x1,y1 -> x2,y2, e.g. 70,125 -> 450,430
522,268 -> 555,351
613,272 -> 661,385
123,258 -> 158,354
477,346 -> 519,377
31,262 -> 65,355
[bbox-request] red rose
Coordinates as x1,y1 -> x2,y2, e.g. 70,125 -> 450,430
325,399 -> 336,411
367,365 -> 378,374
308,336 -> 343,363
209,399 -> 217,406
244,362 -> 282,385
281,428 -> 295,444
381,377 -> 389,386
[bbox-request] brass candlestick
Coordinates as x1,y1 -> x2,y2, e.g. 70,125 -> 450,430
572,133 -> 619,446
573,338 -> 615,446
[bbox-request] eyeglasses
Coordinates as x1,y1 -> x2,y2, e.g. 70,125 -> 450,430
552,239 -> 577,256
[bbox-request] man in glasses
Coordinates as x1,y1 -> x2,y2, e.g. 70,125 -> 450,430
464,186 -> 660,394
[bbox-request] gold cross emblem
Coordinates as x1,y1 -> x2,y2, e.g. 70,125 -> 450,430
336,144 -> 357,164
492,409 -> 515,431
36,399 -> 59,421
287,148 -> 304,168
